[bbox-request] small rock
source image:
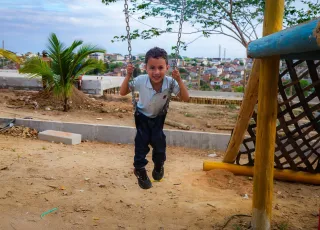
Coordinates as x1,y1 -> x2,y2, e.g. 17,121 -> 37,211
121,110 -> 127,113
208,153 -> 217,158
114,108 -> 120,112
99,184 -> 106,188
84,178 -> 90,181
206,122 -> 211,128
274,204 -> 280,210
118,114 -> 123,118
311,211 -> 319,217
243,194 -> 249,199
248,177 -> 253,180
228,179 -> 233,184
62,191 -> 68,196
96,118 -> 102,120
101,108 -> 111,113
45,106 -> 51,111
44,176 -> 55,180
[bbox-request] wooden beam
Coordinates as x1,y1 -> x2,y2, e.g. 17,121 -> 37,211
223,59 -> 260,163
203,161 -> 320,185
247,18 -> 320,59
252,0 -> 284,229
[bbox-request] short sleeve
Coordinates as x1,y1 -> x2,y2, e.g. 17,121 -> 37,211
129,75 -> 145,92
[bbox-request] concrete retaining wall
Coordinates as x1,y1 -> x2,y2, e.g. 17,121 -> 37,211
0,71 -> 124,95
0,76 -> 43,90
0,118 -> 232,151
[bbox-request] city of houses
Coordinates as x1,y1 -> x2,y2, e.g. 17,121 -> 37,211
2,50 -> 254,92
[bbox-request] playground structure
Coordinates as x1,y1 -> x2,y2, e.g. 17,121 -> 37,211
204,0 -> 320,228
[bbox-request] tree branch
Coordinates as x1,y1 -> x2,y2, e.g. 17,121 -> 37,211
214,0 -> 247,46
243,14 -> 259,40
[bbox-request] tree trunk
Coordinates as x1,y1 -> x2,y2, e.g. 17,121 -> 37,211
63,95 -> 69,112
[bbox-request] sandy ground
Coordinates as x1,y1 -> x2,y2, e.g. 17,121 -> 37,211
0,135 -> 319,230
0,89 -> 238,134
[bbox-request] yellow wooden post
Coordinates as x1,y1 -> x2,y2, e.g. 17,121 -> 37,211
252,0 -> 284,229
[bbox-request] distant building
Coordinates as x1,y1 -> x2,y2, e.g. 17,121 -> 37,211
210,79 -> 223,86
203,66 -> 223,77
89,53 -> 104,61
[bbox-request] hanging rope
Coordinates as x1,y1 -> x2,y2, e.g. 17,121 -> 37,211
161,0 -> 186,115
124,0 -> 137,113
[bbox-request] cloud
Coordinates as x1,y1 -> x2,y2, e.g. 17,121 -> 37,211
0,0 -> 247,58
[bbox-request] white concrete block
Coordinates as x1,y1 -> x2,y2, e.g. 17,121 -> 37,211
38,130 -> 82,145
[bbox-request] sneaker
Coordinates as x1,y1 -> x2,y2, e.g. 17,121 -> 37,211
134,168 -> 152,189
152,163 -> 164,181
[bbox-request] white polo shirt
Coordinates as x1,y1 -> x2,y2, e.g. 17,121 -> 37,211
130,74 -> 180,118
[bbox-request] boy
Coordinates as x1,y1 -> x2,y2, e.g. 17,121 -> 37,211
120,47 -> 189,189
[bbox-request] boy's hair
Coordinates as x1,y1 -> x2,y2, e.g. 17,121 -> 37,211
145,47 -> 168,65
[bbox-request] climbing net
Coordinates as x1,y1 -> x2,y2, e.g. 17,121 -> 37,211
237,59 -> 320,173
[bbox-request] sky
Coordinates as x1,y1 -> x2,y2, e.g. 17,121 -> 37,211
0,0 -> 309,58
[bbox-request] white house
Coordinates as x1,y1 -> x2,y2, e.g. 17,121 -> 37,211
221,83 -> 231,89
210,80 -> 223,86
89,53 -> 104,61
204,66 -> 223,77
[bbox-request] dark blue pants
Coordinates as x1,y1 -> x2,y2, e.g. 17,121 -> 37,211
134,111 -> 166,169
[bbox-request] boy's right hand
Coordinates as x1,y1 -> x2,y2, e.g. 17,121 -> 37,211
126,63 -> 134,77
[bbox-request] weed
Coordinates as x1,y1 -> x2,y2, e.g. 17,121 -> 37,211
278,221 -> 289,230
227,103 -> 237,110
232,224 -> 241,230
184,113 -> 194,117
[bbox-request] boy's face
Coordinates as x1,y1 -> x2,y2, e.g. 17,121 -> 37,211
146,57 -> 169,85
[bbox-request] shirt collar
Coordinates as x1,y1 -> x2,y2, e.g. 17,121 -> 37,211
145,75 -> 169,91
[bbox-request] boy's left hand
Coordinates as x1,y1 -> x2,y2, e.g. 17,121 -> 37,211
172,68 -> 181,82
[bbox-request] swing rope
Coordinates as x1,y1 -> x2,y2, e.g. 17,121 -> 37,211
123,0 -> 186,115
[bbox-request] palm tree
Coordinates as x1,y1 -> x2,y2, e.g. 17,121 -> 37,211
19,33 -> 105,111
0,49 -> 21,64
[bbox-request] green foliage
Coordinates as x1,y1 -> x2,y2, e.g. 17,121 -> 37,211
240,61 -> 244,66
179,68 -> 188,74
0,49 -> 21,64
283,79 -> 312,96
133,63 -> 142,77
19,33 -> 105,111
234,86 -> 244,93
101,0 -> 318,49
200,80 -> 212,91
108,62 -> 123,72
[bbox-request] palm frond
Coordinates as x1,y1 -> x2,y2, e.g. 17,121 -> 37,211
19,57 -> 53,82
0,49 -> 21,64
47,33 -> 67,77
74,59 -> 105,80
69,45 -> 105,78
